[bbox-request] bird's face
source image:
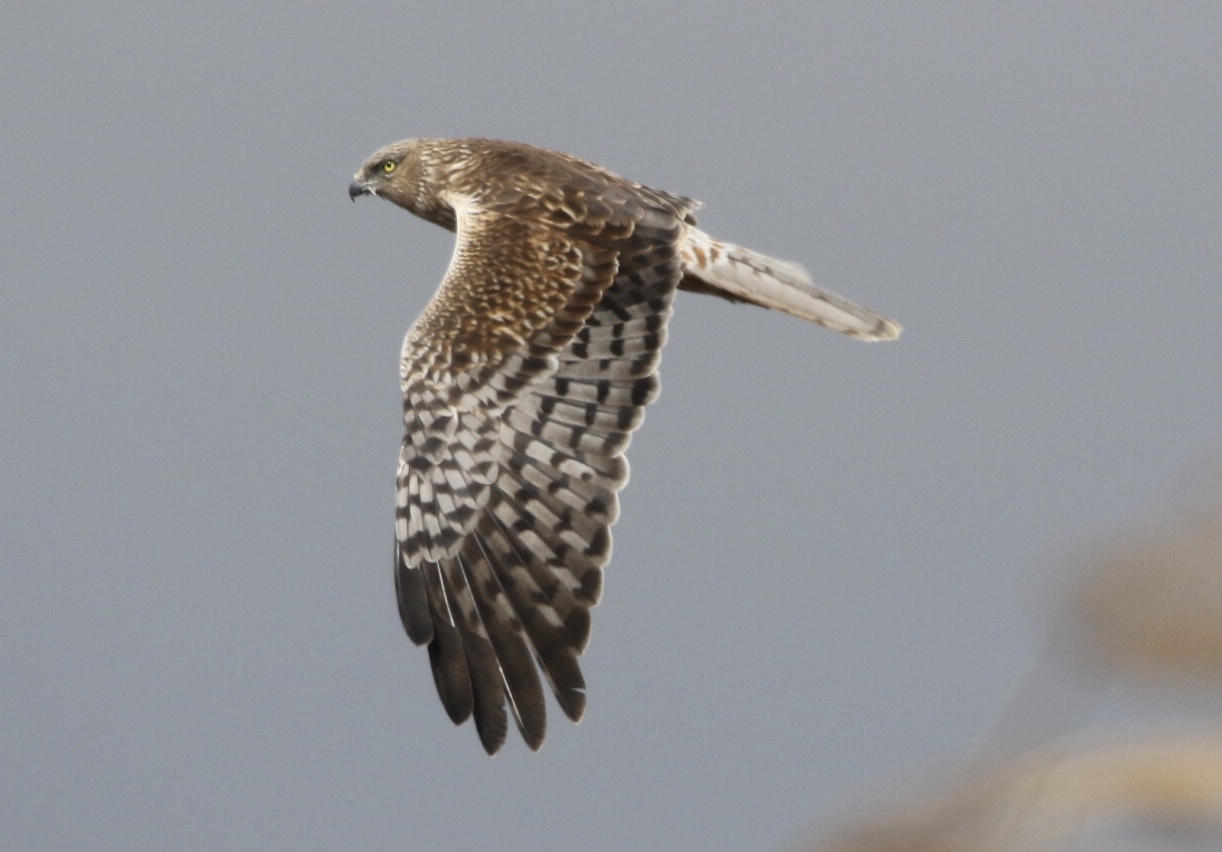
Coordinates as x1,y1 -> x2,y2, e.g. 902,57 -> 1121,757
348,140 -> 419,204
349,139 -> 460,229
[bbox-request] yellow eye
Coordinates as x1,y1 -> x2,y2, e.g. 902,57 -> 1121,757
381,160 -> 397,174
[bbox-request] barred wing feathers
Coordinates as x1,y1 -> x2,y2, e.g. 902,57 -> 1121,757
394,193 -> 691,753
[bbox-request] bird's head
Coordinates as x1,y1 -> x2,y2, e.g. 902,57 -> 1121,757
348,139 -> 425,207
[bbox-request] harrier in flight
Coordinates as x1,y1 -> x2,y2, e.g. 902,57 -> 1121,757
349,138 -> 900,753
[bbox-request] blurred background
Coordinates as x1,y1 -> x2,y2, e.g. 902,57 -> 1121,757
4,3 -> 1222,850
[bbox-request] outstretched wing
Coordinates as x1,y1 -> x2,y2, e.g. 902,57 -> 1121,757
394,196 -> 689,753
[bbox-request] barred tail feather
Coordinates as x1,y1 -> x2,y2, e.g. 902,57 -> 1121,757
679,227 -> 902,341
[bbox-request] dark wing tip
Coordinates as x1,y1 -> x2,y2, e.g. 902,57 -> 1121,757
395,559 -> 435,646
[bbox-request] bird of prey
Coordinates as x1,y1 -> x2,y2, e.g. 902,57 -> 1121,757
349,138 -> 900,754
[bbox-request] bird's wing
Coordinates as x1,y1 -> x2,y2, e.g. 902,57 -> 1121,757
395,199 -> 686,753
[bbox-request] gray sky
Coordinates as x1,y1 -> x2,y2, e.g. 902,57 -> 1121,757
4,3 -> 1222,850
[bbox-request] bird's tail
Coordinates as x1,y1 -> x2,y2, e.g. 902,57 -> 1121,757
678,227 -> 901,341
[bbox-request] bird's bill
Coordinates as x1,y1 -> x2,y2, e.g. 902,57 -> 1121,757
348,177 -> 373,201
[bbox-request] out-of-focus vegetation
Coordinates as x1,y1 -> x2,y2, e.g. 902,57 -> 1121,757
807,475 -> 1222,851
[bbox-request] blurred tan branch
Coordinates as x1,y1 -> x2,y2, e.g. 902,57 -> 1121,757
808,474 -> 1222,851
1068,492 -> 1222,681
817,733 -> 1222,852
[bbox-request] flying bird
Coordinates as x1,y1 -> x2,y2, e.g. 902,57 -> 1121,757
349,138 -> 900,754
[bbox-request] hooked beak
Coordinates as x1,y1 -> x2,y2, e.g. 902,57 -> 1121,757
348,178 -> 372,201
